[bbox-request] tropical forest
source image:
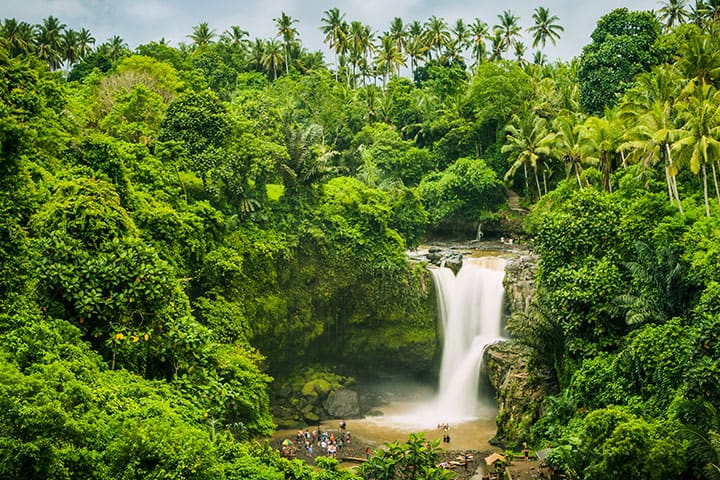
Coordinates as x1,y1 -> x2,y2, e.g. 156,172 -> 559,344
2,1 -> 720,479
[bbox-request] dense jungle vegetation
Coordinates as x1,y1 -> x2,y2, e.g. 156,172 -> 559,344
2,2 -> 720,478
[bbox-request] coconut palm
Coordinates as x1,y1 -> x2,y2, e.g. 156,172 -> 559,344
673,79 -> 720,216
514,41 -> 527,66
424,15 -> 450,60
533,50 -> 548,66
188,22 -> 216,51
76,28 -> 95,59
248,38 -> 265,72
281,124 -> 341,191
374,34 -> 406,88
60,28 -> 79,68
261,39 -> 284,80
527,6 -> 564,49
222,26 -> 249,49
489,31 -> 504,61
36,16 -> 65,70
0,19 -> 36,57
348,21 -> 374,87
619,67 -> 685,212
405,35 -> 428,78
551,114 -> 591,187
321,7 -> 346,77
658,0 -> 690,31
274,11 -> 298,75
452,19 -> 470,57
105,35 -> 127,63
676,35 -> 720,85
389,17 -> 407,53
494,10 -> 521,56
502,112 -> 554,199
688,0 -> 710,27
469,18 -> 490,68
580,113 -> 624,192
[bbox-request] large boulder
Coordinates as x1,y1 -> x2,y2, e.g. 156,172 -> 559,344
323,388 -> 360,418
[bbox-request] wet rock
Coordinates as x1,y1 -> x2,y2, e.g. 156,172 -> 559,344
419,246 -> 464,273
503,254 -> 539,315
323,388 -> 360,418
485,342 -> 546,445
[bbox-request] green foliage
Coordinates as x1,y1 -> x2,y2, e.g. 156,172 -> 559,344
417,156 -> 503,228
578,8 -> 667,114
533,187 -> 622,274
577,407 -> 686,480
358,433 -> 454,480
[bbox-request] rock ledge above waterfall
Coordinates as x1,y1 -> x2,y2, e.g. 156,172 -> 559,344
408,246 -> 464,272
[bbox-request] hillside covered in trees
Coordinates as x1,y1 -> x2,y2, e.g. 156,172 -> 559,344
2,2 -> 720,479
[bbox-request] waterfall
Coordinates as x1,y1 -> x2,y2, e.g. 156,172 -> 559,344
431,256 -> 507,418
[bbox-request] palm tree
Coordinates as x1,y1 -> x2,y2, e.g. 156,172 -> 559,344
0,19 -> 36,57
673,79 -> 720,216
374,34 -> 405,88
658,0 -> 690,31
616,241 -> 687,326
514,41 -> 527,65
676,35 -> 720,85
76,28 -> 95,59
533,50 -> 548,66
489,31 -> 504,61
551,114 -> 591,187
494,10 -> 521,57
248,38 -> 265,72
188,22 -> 216,51
405,35 -> 428,78
469,18 -> 489,68
424,15 -> 450,60
452,19 -> 470,59
261,39 -> 284,80
389,17 -> 407,53
320,7 -> 346,78
105,35 -> 127,63
222,26 -> 249,49
405,20 -> 427,77
281,124 -> 341,192
580,113 -> 624,192
36,16 -> 65,70
274,11 -> 298,75
502,112 -> 554,199
688,0 -> 710,27
619,67 -> 685,212
348,21 -> 374,87
527,6 -> 564,49
60,28 -> 79,68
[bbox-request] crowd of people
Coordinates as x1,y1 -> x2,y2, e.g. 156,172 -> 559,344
281,421 -> 353,460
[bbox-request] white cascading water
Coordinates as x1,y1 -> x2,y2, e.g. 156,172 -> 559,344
432,256 -> 507,419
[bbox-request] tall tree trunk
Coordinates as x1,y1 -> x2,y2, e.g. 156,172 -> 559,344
285,45 -> 290,74
542,166 -> 548,195
712,162 -> 720,208
575,165 -> 582,188
534,166 -> 543,199
666,144 -> 683,215
664,165 -> 674,204
703,162 -> 710,217
523,163 -> 530,197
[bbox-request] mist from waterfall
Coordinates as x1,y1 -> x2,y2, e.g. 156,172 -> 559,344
431,257 -> 507,419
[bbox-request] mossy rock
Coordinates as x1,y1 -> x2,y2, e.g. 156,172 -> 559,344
302,379 -> 332,399
303,411 -> 320,423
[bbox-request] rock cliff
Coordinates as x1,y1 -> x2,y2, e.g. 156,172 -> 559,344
485,253 -> 553,446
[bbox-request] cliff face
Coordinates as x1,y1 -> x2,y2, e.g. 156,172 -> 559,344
485,254 -> 551,446
502,254 -> 539,316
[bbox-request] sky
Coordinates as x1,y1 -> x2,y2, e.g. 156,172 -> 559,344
5,0 -> 662,62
